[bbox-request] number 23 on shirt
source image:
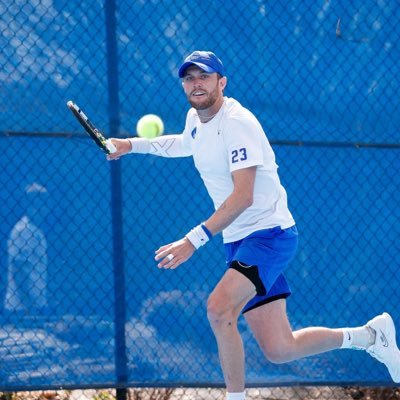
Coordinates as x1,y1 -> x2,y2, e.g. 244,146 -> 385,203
231,148 -> 248,163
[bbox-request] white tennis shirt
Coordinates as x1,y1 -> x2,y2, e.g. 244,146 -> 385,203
131,97 -> 295,243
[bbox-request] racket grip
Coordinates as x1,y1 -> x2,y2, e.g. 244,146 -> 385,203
105,139 -> 117,154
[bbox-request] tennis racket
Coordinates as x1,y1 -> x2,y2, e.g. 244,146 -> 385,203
67,101 -> 116,154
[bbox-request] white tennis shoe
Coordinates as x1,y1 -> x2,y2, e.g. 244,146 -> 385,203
366,312 -> 400,382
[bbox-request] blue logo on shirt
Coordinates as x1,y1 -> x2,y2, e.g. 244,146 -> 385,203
191,127 -> 197,139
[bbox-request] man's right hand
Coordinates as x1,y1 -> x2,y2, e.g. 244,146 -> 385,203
106,138 -> 132,160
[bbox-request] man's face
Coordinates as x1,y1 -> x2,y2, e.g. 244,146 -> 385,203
181,65 -> 226,110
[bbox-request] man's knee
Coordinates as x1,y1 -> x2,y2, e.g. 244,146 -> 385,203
259,342 -> 294,364
207,292 -> 236,329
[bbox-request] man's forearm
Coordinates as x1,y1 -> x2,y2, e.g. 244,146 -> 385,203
203,191 -> 253,235
129,135 -> 191,158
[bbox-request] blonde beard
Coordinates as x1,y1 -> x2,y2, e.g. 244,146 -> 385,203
188,83 -> 220,110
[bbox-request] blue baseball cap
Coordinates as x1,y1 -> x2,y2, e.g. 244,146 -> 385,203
178,51 -> 225,78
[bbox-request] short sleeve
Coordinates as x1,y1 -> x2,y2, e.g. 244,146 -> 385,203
223,116 -> 264,172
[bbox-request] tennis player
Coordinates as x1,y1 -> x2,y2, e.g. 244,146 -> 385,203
107,51 -> 400,399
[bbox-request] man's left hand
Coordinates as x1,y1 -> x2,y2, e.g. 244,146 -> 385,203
155,237 -> 196,269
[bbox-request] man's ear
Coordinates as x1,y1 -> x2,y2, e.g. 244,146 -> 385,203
220,76 -> 227,90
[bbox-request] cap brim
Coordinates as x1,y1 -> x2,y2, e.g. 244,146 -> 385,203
178,61 -> 216,77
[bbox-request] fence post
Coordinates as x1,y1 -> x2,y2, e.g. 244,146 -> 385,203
104,0 -> 128,398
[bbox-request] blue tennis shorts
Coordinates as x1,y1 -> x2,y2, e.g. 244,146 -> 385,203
224,225 -> 298,313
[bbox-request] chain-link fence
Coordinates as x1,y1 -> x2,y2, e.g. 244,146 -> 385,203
1,0 -> 399,399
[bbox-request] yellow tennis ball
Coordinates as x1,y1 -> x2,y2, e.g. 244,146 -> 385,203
136,114 -> 164,138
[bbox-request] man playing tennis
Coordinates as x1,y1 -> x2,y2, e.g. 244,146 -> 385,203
107,51 -> 400,399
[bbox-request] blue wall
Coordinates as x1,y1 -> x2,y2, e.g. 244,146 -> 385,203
0,136 -> 398,388
1,1 -> 399,143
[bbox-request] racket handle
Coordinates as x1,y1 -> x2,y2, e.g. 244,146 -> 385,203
105,139 -> 117,154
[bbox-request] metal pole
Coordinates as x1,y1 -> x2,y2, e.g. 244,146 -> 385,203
104,0 -> 128,398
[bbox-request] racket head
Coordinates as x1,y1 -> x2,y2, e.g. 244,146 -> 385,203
67,101 -> 111,154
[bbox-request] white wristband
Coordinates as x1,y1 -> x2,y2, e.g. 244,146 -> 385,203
185,224 -> 212,249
